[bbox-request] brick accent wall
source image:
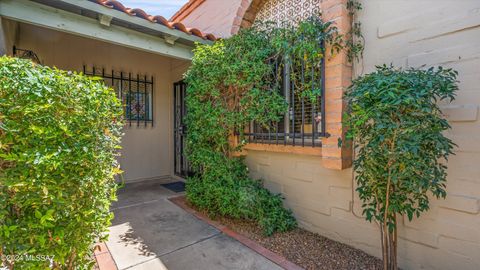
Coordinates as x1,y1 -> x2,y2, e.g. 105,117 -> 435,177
232,0 -> 263,35
319,0 -> 352,170
242,0 -> 353,170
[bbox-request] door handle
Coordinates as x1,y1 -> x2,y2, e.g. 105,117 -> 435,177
178,125 -> 187,135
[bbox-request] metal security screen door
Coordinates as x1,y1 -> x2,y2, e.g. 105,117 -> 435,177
173,81 -> 192,178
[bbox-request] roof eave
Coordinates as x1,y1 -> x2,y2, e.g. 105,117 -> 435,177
46,0 -> 213,46
0,0 -> 203,60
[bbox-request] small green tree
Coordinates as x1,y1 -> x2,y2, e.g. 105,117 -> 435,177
344,65 -> 458,270
0,57 -> 123,269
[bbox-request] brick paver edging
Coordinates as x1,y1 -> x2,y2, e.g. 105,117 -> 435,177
94,242 -> 118,270
169,196 -> 304,270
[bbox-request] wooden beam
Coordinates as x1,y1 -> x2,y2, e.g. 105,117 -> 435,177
164,35 -> 179,45
0,0 -> 194,60
98,14 -> 113,27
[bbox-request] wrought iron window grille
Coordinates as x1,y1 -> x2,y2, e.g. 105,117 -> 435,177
243,42 -> 328,148
83,65 -> 154,127
13,46 -> 42,64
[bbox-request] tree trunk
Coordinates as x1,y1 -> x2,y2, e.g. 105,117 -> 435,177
381,217 -> 398,270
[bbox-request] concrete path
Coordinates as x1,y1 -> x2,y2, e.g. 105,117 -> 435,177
107,179 -> 282,270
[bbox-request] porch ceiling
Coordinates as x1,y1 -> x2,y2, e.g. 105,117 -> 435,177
0,0 -> 212,60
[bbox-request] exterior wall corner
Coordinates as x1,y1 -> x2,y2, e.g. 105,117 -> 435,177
321,0 -> 353,170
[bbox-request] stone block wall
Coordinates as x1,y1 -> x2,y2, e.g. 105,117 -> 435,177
246,1 -> 480,269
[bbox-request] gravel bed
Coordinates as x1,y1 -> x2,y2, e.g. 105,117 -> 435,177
190,204 -> 382,270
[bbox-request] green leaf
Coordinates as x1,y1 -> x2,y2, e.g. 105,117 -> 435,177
343,64 -> 456,234
0,56 -> 122,268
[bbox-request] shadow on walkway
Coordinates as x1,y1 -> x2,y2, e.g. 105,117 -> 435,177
106,179 -> 282,270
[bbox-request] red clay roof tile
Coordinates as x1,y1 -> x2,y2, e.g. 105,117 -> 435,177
91,0 -> 216,41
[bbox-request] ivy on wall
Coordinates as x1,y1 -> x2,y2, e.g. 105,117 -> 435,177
184,16 -> 344,235
346,0 -> 364,63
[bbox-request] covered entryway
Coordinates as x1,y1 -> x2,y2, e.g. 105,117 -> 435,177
0,0 -> 212,183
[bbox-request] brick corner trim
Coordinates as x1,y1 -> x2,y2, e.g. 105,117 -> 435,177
94,242 -> 118,270
235,0 -> 354,170
232,0 -> 264,35
321,0 -> 354,170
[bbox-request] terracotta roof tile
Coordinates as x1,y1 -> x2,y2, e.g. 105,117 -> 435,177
91,0 -> 216,41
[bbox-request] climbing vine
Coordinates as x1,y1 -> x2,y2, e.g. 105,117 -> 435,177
184,16 -> 343,235
346,0 -> 364,63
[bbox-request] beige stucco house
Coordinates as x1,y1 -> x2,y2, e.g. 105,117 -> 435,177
0,0 -> 217,183
1,0 -> 479,269
172,0 -> 480,270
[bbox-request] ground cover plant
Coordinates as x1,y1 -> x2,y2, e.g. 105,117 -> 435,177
344,65 -> 458,269
184,16 -> 343,236
0,57 -> 123,269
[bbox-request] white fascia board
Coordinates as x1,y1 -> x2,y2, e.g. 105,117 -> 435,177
57,0 -> 210,45
0,0 -> 194,60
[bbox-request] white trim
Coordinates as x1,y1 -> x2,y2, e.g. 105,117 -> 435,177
0,0 -> 194,60
58,0 -> 208,44
98,14 -> 113,27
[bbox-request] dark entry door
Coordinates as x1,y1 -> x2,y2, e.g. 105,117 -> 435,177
173,81 -> 192,178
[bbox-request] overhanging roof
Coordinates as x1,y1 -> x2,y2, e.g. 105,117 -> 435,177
0,0 -> 214,60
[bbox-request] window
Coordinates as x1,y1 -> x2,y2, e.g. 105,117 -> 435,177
84,66 -> 154,127
244,49 -> 327,147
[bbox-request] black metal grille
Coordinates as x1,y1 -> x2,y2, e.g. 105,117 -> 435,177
244,43 -> 328,147
173,81 -> 193,178
83,65 -> 154,127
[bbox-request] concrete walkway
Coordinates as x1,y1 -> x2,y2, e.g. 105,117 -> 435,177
107,179 -> 282,270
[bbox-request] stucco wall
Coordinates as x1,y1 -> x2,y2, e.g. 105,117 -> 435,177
13,22 -> 190,182
354,1 -> 480,267
245,1 -> 480,270
177,0 -> 243,38
0,18 -> 17,55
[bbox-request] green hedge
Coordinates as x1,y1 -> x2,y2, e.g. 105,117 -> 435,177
0,57 -> 123,269
186,157 -> 297,236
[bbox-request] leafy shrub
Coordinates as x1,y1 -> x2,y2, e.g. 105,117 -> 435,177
186,157 -> 297,236
185,24 -> 295,236
0,57 -> 123,269
344,65 -> 458,269
184,17 -> 343,235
